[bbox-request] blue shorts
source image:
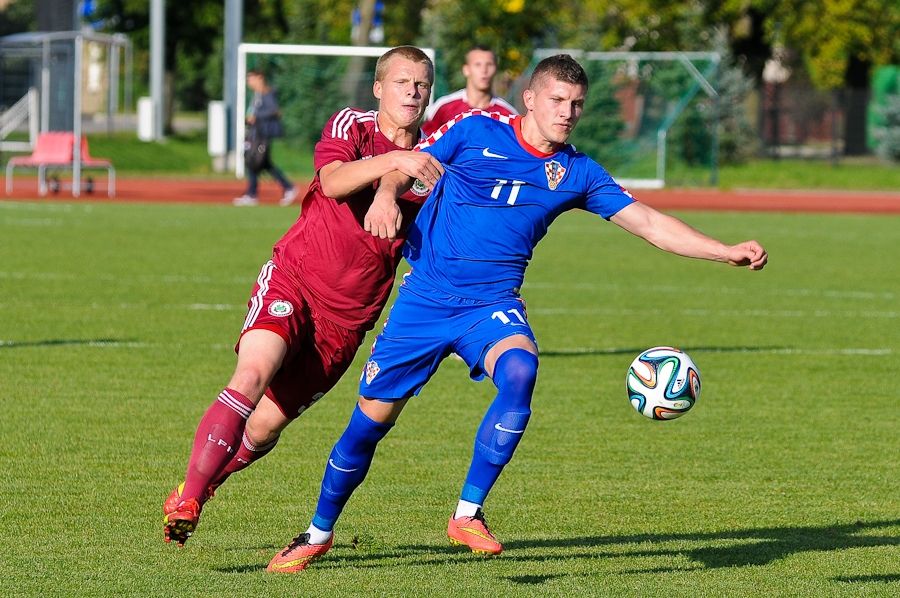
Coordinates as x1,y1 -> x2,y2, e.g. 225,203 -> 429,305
359,279 -> 536,400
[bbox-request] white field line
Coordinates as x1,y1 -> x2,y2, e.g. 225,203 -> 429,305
0,270 -> 895,302
0,339 -> 889,356
540,347 -> 893,356
523,281 -> 895,301
0,271 -> 249,285
0,298 -> 895,320
529,307 -> 898,319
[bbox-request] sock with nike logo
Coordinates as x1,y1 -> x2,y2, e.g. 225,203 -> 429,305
460,348 -> 538,506
312,403 -> 393,531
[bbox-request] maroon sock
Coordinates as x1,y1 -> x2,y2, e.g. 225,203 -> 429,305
181,388 -> 255,502
213,431 -> 280,487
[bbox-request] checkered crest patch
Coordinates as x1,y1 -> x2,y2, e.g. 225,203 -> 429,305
364,360 -> 381,384
545,160 -> 566,190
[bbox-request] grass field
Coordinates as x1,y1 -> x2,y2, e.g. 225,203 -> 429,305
1,200 -> 898,597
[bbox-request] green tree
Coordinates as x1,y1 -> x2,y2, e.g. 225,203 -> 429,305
568,61 -> 626,168
712,0 -> 900,154
418,0 -> 555,97
94,0 -> 291,130
0,0 -> 35,37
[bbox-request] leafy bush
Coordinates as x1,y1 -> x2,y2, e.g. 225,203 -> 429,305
567,62 -> 626,168
871,94 -> 900,162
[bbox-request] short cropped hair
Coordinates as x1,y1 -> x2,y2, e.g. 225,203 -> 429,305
375,46 -> 435,84
465,45 -> 496,62
528,54 -> 588,91
247,68 -> 267,80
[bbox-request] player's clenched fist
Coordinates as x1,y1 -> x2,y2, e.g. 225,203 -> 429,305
365,191 -> 402,240
726,240 -> 768,270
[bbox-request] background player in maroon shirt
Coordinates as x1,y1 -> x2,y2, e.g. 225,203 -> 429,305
421,45 -> 517,136
162,46 -> 444,547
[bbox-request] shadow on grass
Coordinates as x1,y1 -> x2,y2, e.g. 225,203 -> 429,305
505,573 -> 568,585
539,345 -> 788,357
334,518 -> 900,573
502,519 -> 900,572
213,519 -> 900,576
834,574 -> 900,584
0,337 -> 137,349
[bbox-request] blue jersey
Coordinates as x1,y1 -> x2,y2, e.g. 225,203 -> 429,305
405,111 -> 634,299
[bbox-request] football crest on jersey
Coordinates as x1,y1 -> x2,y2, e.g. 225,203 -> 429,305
545,160 -> 566,190
411,178 -> 430,196
364,360 -> 381,384
268,300 -> 294,317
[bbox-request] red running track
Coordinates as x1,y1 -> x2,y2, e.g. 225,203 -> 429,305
3,177 -> 899,214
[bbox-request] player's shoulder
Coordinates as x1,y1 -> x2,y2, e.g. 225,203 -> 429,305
561,143 -> 600,166
419,110 -> 515,147
431,89 -> 467,111
489,96 -> 518,115
325,107 -> 377,140
423,90 -> 466,121
448,109 -> 516,131
560,145 -> 622,187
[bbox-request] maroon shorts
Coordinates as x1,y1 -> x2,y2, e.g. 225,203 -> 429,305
238,260 -> 366,419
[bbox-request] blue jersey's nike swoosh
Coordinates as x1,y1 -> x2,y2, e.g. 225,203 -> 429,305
482,148 -> 508,159
494,423 -> 525,434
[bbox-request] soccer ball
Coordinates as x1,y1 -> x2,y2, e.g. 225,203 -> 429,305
626,346 -> 701,420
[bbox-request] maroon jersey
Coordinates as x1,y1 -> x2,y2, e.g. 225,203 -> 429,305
273,108 -> 429,330
421,89 -> 517,136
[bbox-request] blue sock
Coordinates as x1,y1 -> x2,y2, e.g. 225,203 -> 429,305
460,348 -> 538,506
312,404 -> 393,531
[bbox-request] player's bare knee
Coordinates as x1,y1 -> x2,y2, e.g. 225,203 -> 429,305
244,414 -> 282,446
227,366 -> 271,400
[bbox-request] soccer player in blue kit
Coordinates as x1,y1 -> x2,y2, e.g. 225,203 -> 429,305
267,54 -> 768,572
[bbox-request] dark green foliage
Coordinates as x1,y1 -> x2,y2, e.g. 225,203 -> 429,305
872,94 -> 900,161
268,55 -> 378,148
716,55 -> 761,164
0,0 -> 35,36
568,61 -> 626,168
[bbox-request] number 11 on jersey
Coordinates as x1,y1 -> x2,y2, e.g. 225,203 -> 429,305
491,180 -> 525,205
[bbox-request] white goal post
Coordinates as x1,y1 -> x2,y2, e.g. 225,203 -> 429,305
235,43 -> 436,178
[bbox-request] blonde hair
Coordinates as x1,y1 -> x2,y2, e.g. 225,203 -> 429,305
375,46 -> 434,84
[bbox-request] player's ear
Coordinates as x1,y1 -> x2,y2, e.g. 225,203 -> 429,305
373,80 -> 383,100
523,88 -> 535,111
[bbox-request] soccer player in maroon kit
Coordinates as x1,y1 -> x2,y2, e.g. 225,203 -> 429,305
421,45 -> 517,136
163,46 -> 444,547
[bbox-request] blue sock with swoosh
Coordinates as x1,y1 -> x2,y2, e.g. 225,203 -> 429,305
312,404 -> 393,532
459,348 -> 538,508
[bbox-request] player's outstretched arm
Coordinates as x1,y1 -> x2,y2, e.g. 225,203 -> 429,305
610,201 -> 768,270
364,171 -> 412,240
320,151 -> 442,199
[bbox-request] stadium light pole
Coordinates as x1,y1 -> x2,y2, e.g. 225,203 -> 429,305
224,0 -> 243,170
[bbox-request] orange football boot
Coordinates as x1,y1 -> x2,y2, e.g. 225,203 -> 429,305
267,533 -> 334,573
447,509 -> 503,555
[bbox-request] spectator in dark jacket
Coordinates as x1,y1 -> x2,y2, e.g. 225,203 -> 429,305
235,69 -> 299,207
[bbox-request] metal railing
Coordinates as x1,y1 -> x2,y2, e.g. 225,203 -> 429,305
0,87 -> 39,152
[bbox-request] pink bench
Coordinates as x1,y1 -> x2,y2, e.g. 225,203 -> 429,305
5,132 -> 116,197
